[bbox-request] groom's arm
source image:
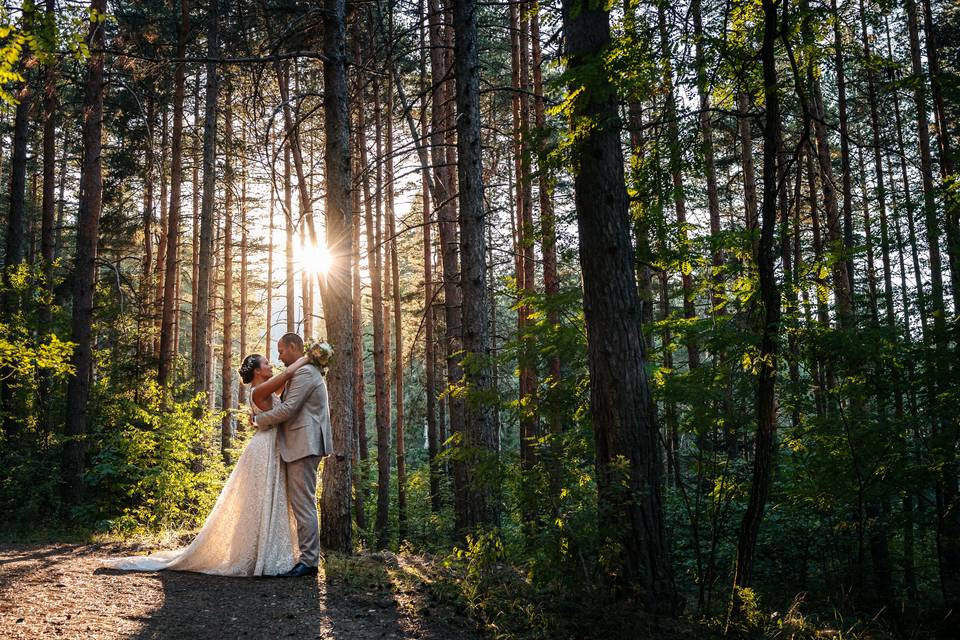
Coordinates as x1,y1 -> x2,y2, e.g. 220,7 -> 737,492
253,367 -> 318,429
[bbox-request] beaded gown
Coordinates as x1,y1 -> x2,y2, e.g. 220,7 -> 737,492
104,393 -> 298,576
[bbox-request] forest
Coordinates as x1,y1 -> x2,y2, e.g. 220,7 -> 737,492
0,0 -> 957,637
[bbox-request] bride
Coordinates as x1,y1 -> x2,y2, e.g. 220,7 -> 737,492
104,354 -> 310,577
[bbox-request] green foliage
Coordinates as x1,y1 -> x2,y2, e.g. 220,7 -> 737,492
83,380 -> 228,533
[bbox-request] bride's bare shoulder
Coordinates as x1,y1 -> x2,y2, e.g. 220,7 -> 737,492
250,386 -> 276,413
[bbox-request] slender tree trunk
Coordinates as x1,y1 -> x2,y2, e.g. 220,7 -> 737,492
159,0 -> 189,386
192,0 -> 220,398
319,0 -> 356,552
62,0 -> 107,508
561,0 -> 676,612
221,78 -> 235,463
351,138 -> 368,531
731,0 -> 782,617
905,0 -> 960,610
54,127 -> 69,261
384,74 -> 408,541
657,3 -> 699,371
363,77 -> 391,549
278,60 -> 320,333
920,0 -> 959,297
154,105 -> 169,357
420,0 -> 440,513
36,0 -> 57,434
1,83 -> 31,440
267,171 -> 274,358
530,3 -> 561,450
512,0 -> 539,473
284,142 -> 295,333
239,123 -> 249,405
429,0 -> 467,531
191,71 -> 201,357
833,0 -> 855,295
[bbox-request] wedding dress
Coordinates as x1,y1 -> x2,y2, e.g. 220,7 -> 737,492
104,394 -> 299,576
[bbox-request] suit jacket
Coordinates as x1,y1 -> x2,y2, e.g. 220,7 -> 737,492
255,364 -> 334,462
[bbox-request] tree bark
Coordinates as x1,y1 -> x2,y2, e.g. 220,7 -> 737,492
221,78 -> 235,463
62,0 -> 107,508
561,0 -> 676,612
1,82 -> 31,440
159,0 -> 189,386
731,0 -> 782,617
657,3 -> 699,371
192,0 -> 220,399
453,0 -> 499,531
318,0 -> 355,553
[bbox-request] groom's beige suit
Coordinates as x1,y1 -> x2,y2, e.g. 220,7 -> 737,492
253,364 -> 333,567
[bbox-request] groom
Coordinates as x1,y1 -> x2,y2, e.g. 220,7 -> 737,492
251,332 -> 333,577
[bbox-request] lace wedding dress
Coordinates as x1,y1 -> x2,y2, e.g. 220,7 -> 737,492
104,394 -> 299,576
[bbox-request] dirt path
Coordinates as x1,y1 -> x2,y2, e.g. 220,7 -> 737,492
0,543 -> 480,639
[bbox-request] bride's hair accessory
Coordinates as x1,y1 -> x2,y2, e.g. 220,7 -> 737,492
304,340 -> 334,374
239,354 -> 264,384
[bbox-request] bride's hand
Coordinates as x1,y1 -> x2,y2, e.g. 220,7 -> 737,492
290,355 -> 310,370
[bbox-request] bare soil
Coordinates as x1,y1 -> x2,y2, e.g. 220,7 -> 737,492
0,542 -> 480,639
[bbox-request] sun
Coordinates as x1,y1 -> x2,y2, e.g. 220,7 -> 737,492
297,242 -> 333,276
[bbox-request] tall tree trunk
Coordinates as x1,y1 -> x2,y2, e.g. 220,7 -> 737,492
192,0 -> 220,399
420,0 -> 440,513
154,104 -> 169,358
430,0 -> 466,531
731,0 -> 782,617
239,122 -> 249,405
453,0 -> 498,531
319,0 -> 355,552
351,138 -> 368,532
833,0 -> 855,296
278,60 -> 320,334
385,74 -> 408,542
62,0 -> 107,508
284,142 -> 295,333
657,2 -> 699,371
921,0 -> 959,297
530,3 -> 561,450
35,0 -> 56,434
1,82 -> 31,440
560,0 -> 677,612
191,71 -> 201,357
364,76 -> 391,549
905,0 -> 960,611
267,170 -> 274,358
159,0 -> 189,386
221,78 -> 235,463
512,0 -> 539,473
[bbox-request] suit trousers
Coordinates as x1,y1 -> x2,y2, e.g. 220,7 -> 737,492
285,454 -> 322,566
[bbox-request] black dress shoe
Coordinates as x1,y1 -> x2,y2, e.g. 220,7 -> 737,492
279,562 -> 318,578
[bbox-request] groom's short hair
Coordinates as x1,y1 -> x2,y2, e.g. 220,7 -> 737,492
279,332 -> 304,352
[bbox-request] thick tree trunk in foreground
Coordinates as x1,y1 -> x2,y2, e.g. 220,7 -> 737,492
63,0 -> 107,508
560,0 -> 676,612
453,0 -> 498,532
319,0 -> 355,552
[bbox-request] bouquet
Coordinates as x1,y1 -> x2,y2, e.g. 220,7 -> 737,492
305,339 -> 334,372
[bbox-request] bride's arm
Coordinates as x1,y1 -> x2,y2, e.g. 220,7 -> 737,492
250,356 -> 309,411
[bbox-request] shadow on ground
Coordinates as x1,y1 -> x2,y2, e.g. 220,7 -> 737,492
0,543 -> 477,639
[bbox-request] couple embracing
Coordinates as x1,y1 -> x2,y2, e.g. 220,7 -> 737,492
106,333 -> 333,578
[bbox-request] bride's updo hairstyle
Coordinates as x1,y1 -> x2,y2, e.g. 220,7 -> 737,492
239,354 -> 264,384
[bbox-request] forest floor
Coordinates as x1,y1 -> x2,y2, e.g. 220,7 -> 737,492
0,540 -> 481,639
